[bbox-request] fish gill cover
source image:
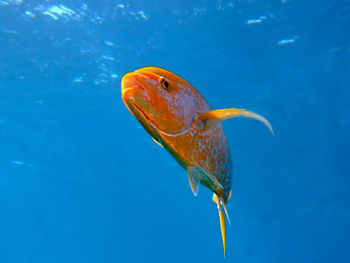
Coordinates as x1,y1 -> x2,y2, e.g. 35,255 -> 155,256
0,0 -> 349,263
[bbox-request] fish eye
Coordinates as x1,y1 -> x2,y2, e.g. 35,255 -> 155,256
160,77 -> 170,91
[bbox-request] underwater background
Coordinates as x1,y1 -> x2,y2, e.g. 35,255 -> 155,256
0,0 -> 349,262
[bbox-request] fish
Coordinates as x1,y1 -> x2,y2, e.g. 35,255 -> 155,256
121,67 -> 273,256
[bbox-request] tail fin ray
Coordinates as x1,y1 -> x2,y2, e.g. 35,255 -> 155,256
213,193 -> 229,257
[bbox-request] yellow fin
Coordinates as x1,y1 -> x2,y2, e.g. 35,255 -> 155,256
152,137 -> 164,148
219,208 -> 226,257
213,193 -> 227,257
213,192 -> 219,204
198,108 -> 274,135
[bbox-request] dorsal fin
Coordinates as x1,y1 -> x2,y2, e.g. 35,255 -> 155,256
198,108 -> 274,135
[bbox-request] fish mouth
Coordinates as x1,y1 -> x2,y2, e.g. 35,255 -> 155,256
121,85 -> 139,96
121,72 -> 148,109
121,71 -> 155,124
121,78 -> 163,137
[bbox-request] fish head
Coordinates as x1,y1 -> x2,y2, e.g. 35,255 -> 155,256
121,67 -> 199,136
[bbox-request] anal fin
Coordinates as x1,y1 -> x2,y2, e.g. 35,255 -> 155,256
187,165 -> 223,196
187,166 -> 200,196
187,165 -> 223,197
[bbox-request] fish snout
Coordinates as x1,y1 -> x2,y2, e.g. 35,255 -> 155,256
121,72 -> 154,111
121,72 -> 139,90
121,72 -> 145,99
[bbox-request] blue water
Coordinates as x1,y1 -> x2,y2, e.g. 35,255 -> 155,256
1,0 -> 349,262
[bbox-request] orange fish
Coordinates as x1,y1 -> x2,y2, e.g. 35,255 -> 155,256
121,67 -> 273,256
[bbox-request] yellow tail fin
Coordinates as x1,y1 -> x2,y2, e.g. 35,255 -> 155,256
219,208 -> 226,257
213,193 -> 228,257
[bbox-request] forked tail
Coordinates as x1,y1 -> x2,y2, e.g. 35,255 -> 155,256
213,193 -> 230,257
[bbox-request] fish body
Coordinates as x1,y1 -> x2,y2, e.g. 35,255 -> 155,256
121,67 -> 273,256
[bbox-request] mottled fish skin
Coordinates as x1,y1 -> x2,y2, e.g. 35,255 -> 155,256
121,67 -> 232,202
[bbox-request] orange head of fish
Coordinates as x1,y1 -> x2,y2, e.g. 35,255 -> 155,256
121,67 -> 200,136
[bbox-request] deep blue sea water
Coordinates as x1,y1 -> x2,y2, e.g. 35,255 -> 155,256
0,0 -> 349,262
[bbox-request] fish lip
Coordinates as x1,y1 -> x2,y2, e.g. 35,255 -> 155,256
121,84 -> 143,95
121,72 -> 150,99
121,71 -> 152,121
121,77 -> 147,104
122,85 -> 138,93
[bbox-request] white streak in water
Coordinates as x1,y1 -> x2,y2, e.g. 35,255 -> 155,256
277,36 -> 299,45
104,41 -> 115,46
43,5 -> 76,20
246,15 -> 267,25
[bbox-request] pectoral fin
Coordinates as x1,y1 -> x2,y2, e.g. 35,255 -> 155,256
152,137 -> 164,148
198,108 -> 274,135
